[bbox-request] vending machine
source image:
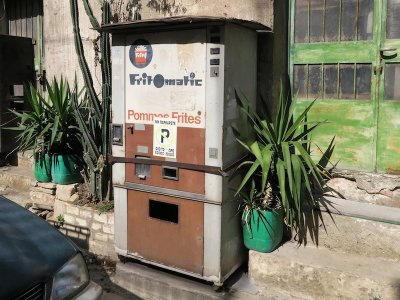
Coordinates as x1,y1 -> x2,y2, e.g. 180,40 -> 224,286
105,17 -> 267,284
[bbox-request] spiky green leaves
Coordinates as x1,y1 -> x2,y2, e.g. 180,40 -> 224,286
234,86 -> 335,237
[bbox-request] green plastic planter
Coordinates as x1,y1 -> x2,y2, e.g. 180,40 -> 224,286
34,153 -> 52,182
51,154 -> 82,185
242,208 -> 283,253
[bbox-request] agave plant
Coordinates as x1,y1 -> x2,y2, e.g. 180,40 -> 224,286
45,77 -> 82,154
234,86 -> 335,240
6,82 -> 50,153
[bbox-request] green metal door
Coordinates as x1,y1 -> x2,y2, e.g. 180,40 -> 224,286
376,0 -> 400,172
290,0 -> 400,173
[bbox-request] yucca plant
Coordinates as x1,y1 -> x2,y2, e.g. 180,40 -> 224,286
45,77 -> 82,154
234,86 -> 335,243
7,82 -> 51,154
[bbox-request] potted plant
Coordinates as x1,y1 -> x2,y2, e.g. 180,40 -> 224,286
45,77 -> 83,185
7,83 -> 53,182
8,77 -> 84,184
234,86 -> 334,252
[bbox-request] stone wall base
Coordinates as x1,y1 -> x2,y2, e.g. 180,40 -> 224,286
54,199 -> 116,260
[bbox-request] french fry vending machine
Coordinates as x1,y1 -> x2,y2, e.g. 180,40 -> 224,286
105,17 -> 266,284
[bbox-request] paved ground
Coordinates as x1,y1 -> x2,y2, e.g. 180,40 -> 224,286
83,251 -> 142,299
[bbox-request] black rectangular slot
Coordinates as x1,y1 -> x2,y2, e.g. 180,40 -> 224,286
162,166 -> 179,180
112,124 -> 123,146
149,200 -> 179,224
210,47 -> 220,55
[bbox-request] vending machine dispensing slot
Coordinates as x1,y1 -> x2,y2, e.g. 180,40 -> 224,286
106,16 -> 268,285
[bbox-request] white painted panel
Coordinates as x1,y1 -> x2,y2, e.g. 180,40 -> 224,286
203,202 -> 222,278
114,187 -> 128,251
125,29 -> 207,128
205,26 -> 225,204
112,35 -> 126,185
223,24 -> 257,166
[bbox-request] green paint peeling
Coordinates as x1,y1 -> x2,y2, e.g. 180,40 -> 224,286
295,100 -> 375,171
290,0 -> 400,173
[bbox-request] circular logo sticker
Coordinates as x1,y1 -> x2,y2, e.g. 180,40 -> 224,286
129,39 -> 153,68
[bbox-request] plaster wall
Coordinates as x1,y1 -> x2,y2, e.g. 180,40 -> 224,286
43,0 -> 102,91
110,0 -> 273,28
43,0 -> 275,89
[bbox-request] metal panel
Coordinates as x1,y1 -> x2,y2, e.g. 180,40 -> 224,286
203,202 -> 222,280
114,187 -> 127,251
124,29 -> 207,129
289,0 -> 379,172
112,35 -> 126,185
204,26 -> 225,204
127,190 -> 204,275
125,125 -> 205,194
223,24 -> 257,167
6,0 -> 44,74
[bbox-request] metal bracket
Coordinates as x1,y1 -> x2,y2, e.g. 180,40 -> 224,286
108,155 -> 249,177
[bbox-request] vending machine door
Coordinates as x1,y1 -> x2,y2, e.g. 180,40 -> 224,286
124,29 -> 207,195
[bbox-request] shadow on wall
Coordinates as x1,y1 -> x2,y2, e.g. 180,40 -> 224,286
110,0 -> 142,22
48,220 -> 90,250
394,280 -> 400,299
110,0 -> 188,22
147,0 -> 187,16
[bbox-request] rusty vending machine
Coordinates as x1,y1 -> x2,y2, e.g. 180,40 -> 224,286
105,17 -> 267,284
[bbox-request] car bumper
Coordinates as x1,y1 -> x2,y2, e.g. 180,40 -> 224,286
73,281 -> 103,300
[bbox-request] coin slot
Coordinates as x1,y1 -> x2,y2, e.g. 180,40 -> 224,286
162,166 -> 179,181
135,155 -> 150,179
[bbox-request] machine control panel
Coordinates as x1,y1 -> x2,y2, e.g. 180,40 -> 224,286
210,48 -> 220,55
210,59 -> 220,65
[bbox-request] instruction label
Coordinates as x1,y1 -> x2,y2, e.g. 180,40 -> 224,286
153,118 -> 177,158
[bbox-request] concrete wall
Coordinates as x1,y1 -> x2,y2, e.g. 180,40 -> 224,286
110,0 -> 273,28
43,0 -> 277,89
43,0 -> 102,91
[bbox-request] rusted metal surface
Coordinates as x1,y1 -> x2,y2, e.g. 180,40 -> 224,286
125,124 -> 206,194
100,15 -> 271,33
127,190 -> 204,275
110,155 -> 221,175
109,154 -> 248,177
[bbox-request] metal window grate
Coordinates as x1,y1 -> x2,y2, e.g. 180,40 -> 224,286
293,63 -> 372,100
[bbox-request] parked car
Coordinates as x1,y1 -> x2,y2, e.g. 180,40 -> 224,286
0,196 -> 103,300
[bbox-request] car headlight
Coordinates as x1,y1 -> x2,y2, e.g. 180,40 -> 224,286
50,253 -> 89,300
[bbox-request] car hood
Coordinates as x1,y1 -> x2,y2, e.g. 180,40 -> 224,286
0,196 -> 78,299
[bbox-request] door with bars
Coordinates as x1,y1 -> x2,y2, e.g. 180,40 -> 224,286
290,0 -> 400,173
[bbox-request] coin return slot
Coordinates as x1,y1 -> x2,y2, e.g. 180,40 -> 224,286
112,124 -> 123,146
135,156 -> 150,179
162,166 -> 179,181
149,199 -> 179,224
